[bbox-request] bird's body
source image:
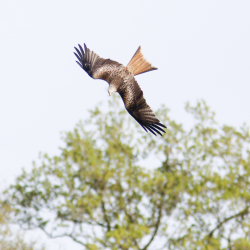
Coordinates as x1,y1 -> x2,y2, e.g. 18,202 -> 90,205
74,44 -> 166,136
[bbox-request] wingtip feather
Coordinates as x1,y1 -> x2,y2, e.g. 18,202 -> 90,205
149,125 -> 164,136
84,43 -> 87,52
156,122 -> 167,128
146,126 -> 157,136
74,47 -> 82,58
78,44 -> 85,56
76,61 -> 83,68
150,124 -> 166,134
74,52 -> 81,62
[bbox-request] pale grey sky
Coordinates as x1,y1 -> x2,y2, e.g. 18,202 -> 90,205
1,1 -> 250,249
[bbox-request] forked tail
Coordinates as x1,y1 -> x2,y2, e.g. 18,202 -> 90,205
126,46 -> 157,76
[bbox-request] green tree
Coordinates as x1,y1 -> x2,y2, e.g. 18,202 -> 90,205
0,199 -> 45,250
5,97 -> 250,249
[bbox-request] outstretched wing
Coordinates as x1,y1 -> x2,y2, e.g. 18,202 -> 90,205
74,44 -> 122,81
118,77 -> 166,136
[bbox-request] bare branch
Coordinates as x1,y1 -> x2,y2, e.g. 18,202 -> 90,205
141,194 -> 164,250
101,200 -> 111,231
208,206 -> 249,238
38,226 -> 87,246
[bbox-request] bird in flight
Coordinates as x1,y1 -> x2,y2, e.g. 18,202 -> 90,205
74,44 -> 166,136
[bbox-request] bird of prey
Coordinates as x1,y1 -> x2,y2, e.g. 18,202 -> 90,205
74,44 -> 166,136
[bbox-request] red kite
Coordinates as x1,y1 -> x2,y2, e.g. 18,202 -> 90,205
74,44 -> 166,136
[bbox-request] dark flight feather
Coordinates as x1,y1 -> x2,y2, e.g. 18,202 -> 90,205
74,44 -> 121,79
117,77 -> 166,136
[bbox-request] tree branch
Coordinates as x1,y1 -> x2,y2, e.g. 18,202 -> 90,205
101,200 -> 111,231
71,218 -> 109,229
38,225 -> 87,246
141,194 -> 164,250
122,205 -> 141,249
208,206 -> 249,238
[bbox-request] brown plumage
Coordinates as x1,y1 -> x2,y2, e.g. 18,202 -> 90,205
74,43 -> 166,136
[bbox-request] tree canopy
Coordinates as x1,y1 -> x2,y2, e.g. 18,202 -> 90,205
4,97 -> 250,250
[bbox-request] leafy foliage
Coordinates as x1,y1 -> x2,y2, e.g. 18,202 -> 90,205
5,97 -> 250,249
0,199 -> 45,250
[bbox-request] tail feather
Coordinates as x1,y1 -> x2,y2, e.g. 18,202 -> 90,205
126,46 -> 157,76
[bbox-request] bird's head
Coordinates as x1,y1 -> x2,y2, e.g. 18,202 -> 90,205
108,84 -> 117,96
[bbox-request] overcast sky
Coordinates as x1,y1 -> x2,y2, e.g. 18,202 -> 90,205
1,1 -> 250,249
